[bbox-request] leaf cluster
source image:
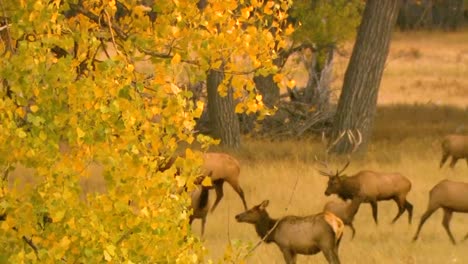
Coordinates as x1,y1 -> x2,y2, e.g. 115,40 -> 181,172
0,0 -> 290,262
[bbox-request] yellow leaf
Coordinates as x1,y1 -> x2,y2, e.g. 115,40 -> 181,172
175,176 -> 186,187
104,250 -> 112,262
287,79 -> 296,88
30,105 -> 39,113
273,73 -> 283,83
141,207 -> 149,217
16,107 -> 25,118
16,129 -> 27,138
170,83 -> 180,94
235,103 -> 244,113
241,8 -> 251,19
76,127 -> 85,138
106,245 -> 116,256
39,131 -> 47,141
201,176 -> 212,187
59,236 -> 71,249
171,53 -> 181,65
52,210 -> 66,223
285,24 -> 294,35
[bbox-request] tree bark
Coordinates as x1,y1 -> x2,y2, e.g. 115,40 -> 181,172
206,68 -> 241,149
330,0 -> 400,154
253,74 -> 279,108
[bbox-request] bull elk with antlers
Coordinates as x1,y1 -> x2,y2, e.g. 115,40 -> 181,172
316,130 -> 413,225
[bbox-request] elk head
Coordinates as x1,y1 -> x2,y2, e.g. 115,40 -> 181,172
315,129 -> 362,197
235,200 -> 269,223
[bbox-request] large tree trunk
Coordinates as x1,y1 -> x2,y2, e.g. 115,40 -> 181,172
329,0 -> 400,154
206,69 -> 241,149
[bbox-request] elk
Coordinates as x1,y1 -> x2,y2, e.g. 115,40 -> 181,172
323,199 -> 361,239
439,134 -> 468,168
235,200 -> 343,264
413,179 -> 468,244
189,186 -> 210,237
316,130 -> 413,225
202,152 -> 247,212
319,163 -> 413,225
159,152 -> 247,212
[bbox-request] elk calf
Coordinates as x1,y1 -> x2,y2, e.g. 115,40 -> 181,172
440,134 -> 468,168
319,162 -> 413,225
189,186 -> 210,237
413,179 -> 468,244
323,199 -> 361,239
235,200 -> 343,264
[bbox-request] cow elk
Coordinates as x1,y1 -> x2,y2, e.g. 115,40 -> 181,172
189,186 -> 210,237
440,134 -> 468,169
235,200 -> 343,264
202,152 -> 247,212
158,152 -> 248,212
413,179 -> 468,244
323,199 -> 361,239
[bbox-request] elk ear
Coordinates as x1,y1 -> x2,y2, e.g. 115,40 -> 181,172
259,200 -> 269,209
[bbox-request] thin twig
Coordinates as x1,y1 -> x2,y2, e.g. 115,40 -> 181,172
243,166 -> 300,258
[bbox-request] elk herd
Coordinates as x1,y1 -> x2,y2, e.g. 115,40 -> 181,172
184,133 -> 468,264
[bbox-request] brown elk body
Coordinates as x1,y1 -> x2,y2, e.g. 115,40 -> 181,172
322,168 -> 413,225
158,152 -> 247,212
413,179 -> 468,244
189,186 -> 210,236
323,199 -> 361,239
440,134 -> 468,168
201,152 -> 247,212
235,200 -> 343,264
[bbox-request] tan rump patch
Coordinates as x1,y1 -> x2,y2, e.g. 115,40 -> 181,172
324,212 -> 344,242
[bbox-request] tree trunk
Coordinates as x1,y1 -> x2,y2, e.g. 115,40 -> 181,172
330,0 -> 400,154
303,47 -> 333,109
253,74 -> 279,108
206,69 -> 241,149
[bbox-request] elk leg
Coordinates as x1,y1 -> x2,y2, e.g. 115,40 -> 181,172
413,206 -> 438,241
200,216 -> 206,238
322,248 -> 341,264
442,208 -> 456,245
405,201 -> 414,224
210,180 -> 224,213
348,223 -> 356,240
370,201 -> 378,224
235,186 -> 248,210
449,157 -> 458,168
226,180 -> 248,210
463,232 -> 468,241
440,153 -> 449,168
391,197 -> 406,224
280,248 -> 296,264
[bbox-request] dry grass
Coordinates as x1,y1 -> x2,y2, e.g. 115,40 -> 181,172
7,30 -> 468,263
198,30 -> 468,263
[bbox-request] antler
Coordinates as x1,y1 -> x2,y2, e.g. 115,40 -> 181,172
316,129 -> 362,178
314,155 -> 334,177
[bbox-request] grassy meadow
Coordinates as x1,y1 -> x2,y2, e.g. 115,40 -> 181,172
6,30 -> 467,263
197,30 -> 468,264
